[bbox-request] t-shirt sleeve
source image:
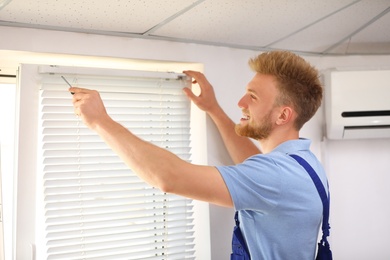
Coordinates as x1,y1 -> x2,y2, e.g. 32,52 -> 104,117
216,155 -> 282,212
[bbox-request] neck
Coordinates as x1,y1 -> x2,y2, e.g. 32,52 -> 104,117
258,129 -> 299,154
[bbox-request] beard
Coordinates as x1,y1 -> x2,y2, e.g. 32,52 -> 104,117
235,110 -> 273,140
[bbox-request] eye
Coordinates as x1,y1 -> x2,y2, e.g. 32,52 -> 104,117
250,93 -> 257,100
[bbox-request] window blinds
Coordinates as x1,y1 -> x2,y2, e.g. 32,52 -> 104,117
39,71 -> 195,260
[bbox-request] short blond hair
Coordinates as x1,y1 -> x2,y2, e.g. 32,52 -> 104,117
249,51 -> 322,130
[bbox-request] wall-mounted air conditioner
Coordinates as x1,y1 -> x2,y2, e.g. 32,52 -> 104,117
324,69 -> 390,140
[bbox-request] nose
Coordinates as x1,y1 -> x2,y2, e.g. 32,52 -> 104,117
237,94 -> 248,109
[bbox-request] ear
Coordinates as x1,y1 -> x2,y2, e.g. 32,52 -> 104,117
275,106 -> 294,126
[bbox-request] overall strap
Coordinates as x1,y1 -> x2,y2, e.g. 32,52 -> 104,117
289,154 -> 331,241
231,211 -> 251,259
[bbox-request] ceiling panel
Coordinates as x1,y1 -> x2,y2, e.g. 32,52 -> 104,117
350,11 -> 390,43
0,0 -> 389,55
329,12 -> 390,55
0,0 -> 197,32
153,0 -> 356,47
270,0 -> 390,54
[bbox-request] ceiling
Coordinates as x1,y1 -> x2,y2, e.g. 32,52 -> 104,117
0,0 -> 390,56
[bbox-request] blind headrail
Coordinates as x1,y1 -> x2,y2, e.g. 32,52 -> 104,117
38,65 -> 189,80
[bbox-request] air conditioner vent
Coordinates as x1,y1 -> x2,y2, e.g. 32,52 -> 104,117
342,110 -> 390,117
345,125 -> 390,130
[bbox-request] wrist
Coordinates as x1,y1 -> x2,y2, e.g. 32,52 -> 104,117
207,103 -> 224,118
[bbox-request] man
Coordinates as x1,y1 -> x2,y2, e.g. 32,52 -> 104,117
71,50 -> 327,259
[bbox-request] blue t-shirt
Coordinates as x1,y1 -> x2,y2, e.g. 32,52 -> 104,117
216,139 -> 328,260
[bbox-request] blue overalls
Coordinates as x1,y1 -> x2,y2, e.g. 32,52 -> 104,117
231,211 -> 251,260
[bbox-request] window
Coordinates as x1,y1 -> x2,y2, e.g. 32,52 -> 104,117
16,65 -> 197,259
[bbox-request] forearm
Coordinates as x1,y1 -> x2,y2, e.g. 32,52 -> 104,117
208,105 -> 261,163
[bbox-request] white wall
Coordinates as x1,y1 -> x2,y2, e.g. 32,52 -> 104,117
324,138 -> 390,259
1,25 -> 390,260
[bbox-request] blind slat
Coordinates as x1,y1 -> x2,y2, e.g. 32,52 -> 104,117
47,243 -> 194,260
45,203 -> 193,217
46,224 -> 194,244
46,219 -> 194,238
47,237 -> 195,253
44,193 -> 186,209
